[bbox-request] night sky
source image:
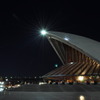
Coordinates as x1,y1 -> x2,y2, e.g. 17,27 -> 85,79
0,1 -> 100,77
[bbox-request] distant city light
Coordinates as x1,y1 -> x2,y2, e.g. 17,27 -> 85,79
34,76 -> 37,79
0,85 -> 4,88
0,82 -> 4,85
55,64 -> 58,68
39,82 -> 47,85
40,29 -> 47,36
78,76 -> 84,81
0,81 -> 5,92
70,62 -> 74,64
5,79 -> 8,81
0,88 -> 4,92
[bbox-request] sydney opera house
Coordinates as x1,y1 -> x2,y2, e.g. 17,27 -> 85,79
42,31 -> 100,83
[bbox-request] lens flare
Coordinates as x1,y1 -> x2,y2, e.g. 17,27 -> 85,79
40,29 -> 47,36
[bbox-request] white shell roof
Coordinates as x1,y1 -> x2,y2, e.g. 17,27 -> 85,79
47,31 -> 100,63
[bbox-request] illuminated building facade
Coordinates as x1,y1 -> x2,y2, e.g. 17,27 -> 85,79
42,31 -> 100,82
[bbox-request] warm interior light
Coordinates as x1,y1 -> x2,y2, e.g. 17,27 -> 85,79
79,95 -> 85,100
78,76 -> 84,81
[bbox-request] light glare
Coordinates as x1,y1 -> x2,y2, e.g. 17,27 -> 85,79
40,29 -> 47,36
64,37 -> 69,41
70,62 -> 74,64
39,82 -> 47,85
79,95 -> 85,100
78,76 -> 84,81
0,88 -> 4,92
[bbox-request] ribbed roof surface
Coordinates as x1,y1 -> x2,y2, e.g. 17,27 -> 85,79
47,31 -> 100,63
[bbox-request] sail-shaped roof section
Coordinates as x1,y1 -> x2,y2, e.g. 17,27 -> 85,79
46,31 -> 100,64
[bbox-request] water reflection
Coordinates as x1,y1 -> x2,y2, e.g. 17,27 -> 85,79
79,95 -> 85,100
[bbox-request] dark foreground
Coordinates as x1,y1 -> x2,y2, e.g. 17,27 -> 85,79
0,84 -> 100,100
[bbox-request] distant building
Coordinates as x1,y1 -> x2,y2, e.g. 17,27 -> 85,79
42,31 -> 100,82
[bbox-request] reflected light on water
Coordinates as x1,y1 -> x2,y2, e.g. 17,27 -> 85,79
79,95 -> 85,100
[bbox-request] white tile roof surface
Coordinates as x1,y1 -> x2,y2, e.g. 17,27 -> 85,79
47,31 -> 100,63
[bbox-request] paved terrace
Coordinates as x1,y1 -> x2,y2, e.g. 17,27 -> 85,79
0,84 -> 100,100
